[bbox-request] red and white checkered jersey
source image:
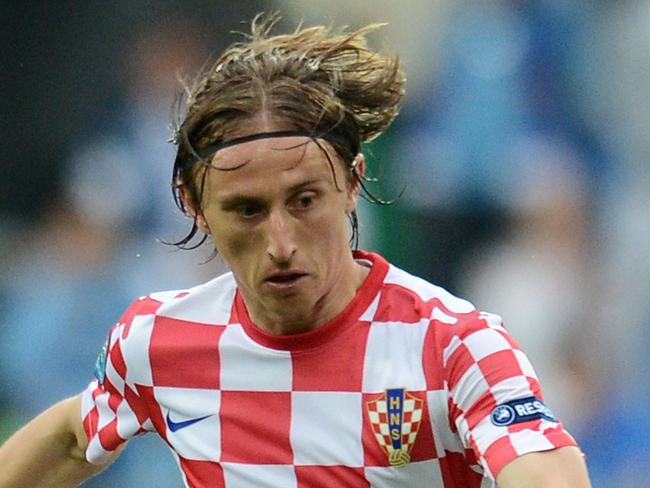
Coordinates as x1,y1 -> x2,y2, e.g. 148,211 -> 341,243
81,251 -> 577,487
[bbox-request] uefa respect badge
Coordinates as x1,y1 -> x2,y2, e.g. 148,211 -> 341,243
491,396 -> 557,427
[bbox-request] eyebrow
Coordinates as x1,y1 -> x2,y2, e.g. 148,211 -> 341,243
218,179 -> 325,209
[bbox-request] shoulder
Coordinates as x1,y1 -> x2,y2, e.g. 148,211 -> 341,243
118,271 -> 236,329
96,272 -> 236,387
378,260 -> 478,327
109,271 -> 237,366
382,263 -> 476,316
148,271 -> 237,324
378,259 -> 510,352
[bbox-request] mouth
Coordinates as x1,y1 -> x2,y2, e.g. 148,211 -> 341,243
264,272 -> 309,291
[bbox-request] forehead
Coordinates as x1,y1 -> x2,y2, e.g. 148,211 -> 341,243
204,136 -> 343,197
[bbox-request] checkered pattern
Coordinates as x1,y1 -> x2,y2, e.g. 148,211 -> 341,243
81,251 -> 578,487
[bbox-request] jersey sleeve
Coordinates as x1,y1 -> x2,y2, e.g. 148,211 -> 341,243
444,311 -> 578,480
81,298 -> 159,464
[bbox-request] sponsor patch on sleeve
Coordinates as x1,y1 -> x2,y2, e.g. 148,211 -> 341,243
93,336 -> 109,385
490,396 -> 557,427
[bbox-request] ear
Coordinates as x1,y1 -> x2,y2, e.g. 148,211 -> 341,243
345,153 -> 366,214
179,183 -> 211,235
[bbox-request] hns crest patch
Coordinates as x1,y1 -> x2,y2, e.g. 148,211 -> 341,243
93,337 -> 109,385
366,388 -> 423,466
490,396 -> 557,427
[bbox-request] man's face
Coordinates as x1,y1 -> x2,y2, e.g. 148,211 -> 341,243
193,135 -> 361,331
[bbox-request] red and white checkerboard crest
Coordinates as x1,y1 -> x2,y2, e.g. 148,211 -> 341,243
366,388 -> 424,466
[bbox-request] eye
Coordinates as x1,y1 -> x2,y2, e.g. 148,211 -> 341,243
236,203 -> 263,219
293,192 -> 317,210
297,195 -> 314,208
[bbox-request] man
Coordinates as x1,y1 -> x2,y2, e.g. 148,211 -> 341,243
0,15 -> 591,487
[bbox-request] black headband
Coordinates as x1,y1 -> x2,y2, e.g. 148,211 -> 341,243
193,130 -> 352,163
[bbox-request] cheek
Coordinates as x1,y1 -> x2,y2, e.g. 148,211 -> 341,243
204,210 -> 258,265
303,206 -> 349,248
214,227 -> 258,263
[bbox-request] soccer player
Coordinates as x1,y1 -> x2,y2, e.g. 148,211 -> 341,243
0,15 -> 591,488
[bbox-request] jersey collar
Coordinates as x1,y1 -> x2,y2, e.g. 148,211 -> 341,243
234,250 -> 388,351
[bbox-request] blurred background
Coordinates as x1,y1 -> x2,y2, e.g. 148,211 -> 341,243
1,1 -> 648,486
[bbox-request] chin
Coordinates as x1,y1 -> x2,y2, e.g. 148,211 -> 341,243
268,299 -> 311,321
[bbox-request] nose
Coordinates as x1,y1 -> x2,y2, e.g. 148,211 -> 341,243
265,209 -> 297,264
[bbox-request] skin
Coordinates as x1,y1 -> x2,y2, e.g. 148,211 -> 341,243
497,446 -> 592,488
186,127 -> 369,335
0,395 -> 118,488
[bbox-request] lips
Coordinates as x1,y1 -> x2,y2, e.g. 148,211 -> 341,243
264,271 -> 308,291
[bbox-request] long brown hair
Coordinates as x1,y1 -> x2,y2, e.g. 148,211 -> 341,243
170,13 -> 406,250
